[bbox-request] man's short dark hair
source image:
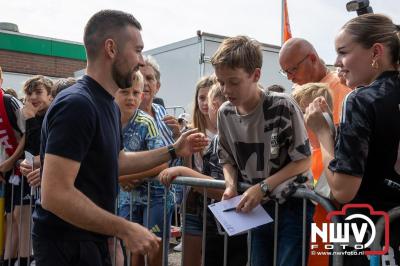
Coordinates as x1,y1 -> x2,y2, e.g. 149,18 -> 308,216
84,10 -> 142,60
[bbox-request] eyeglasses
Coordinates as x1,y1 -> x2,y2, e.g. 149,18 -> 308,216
279,54 -> 309,77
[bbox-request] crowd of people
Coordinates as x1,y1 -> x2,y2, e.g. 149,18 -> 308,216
0,8 -> 399,266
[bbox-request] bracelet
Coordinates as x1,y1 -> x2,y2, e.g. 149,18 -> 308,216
167,144 -> 177,160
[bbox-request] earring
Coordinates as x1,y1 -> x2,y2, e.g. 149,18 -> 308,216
371,58 -> 379,69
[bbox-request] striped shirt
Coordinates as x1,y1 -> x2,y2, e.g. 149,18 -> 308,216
152,103 -> 182,167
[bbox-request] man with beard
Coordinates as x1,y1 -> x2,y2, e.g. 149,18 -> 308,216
32,10 -> 207,266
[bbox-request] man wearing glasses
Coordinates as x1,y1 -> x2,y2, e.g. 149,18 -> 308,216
279,37 -> 351,125
279,38 -> 351,266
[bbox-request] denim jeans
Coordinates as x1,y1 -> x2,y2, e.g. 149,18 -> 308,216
250,198 -> 314,266
119,195 -> 173,238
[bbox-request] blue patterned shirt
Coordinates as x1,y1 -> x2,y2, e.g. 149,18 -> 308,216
118,109 -> 168,206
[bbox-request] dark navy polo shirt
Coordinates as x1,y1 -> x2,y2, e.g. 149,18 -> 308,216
33,75 -> 122,241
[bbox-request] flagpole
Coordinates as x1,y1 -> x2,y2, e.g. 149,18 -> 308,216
281,0 -> 285,45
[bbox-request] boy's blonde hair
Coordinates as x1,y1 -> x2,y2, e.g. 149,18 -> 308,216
132,71 -> 144,91
211,36 -> 262,74
208,83 -> 226,103
292,83 -> 333,110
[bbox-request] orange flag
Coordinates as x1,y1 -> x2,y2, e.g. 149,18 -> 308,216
282,0 -> 292,44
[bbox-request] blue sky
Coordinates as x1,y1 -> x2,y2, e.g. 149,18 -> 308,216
2,0 -> 399,64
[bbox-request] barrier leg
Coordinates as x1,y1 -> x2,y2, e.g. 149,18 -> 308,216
302,199 -> 307,266
162,186 -> 169,266
201,189 -> 208,266
6,184 -> 15,266
180,185 -> 187,266
223,233 -> 228,266
273,201 -> 279,266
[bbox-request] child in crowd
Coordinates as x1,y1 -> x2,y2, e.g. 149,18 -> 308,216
190,75 -> 218,171
0,66 -> 27,266
211,35 -> 314,266
115,71 -> 171,266
159,83 -> 247,266
176,75 -> 218,262
16,75 -> 53,265
292,83 -> 333,266
51,77 -> 76,98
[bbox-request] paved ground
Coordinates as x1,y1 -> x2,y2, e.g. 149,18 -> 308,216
168,239 -> 182,266
168,249 -> 182,266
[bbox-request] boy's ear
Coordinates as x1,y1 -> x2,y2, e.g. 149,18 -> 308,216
252,68 -> 261,82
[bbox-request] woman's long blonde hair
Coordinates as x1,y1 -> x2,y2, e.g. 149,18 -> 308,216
190,75 -> 216,134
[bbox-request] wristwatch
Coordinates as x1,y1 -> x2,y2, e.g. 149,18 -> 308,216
259,180 -> 270,197
167,144 -> 177,160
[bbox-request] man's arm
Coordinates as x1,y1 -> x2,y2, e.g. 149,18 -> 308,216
41,153 -> 160,255
119,128 -> 207,175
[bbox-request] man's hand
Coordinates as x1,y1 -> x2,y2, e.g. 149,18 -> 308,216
118,220 -> 161,256
163,115 -> 181,140
174,128 -> 208,158
26,168 -> 41,187
20,159 -> 33,176
236,184 -> 264,213
222,185 -> 238,201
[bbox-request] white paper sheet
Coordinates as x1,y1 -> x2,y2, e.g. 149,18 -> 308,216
208,195 -> 273,236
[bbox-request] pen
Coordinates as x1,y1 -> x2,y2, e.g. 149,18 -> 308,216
223,207 -> 237,212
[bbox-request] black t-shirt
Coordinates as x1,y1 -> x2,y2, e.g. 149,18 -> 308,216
33,75 -> 122,241
25,114 -> 45,156
329,71 -> 400,211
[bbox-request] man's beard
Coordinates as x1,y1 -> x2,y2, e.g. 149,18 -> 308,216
112,59 -> 135,89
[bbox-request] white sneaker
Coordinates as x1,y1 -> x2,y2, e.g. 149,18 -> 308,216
173,242 -> 182,252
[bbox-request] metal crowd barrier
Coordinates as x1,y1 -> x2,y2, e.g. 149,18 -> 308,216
165,106 -> 186,118
2,175 -> 343,266
113,176 -> 343,266
3,176 -> 37,266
